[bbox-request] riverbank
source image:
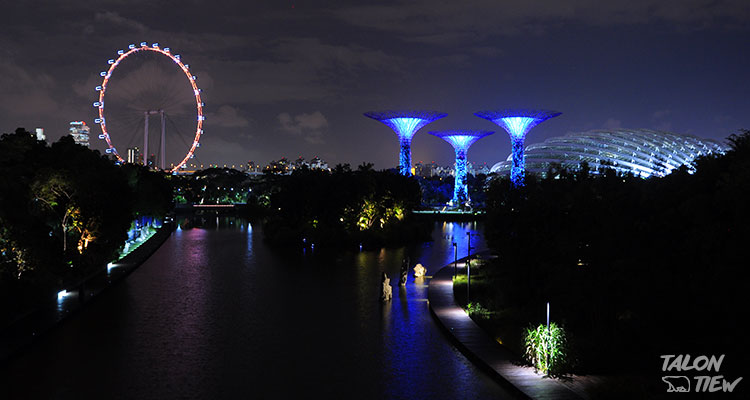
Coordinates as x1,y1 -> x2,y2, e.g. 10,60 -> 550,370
0,222 -> 175,363
428,258 -> 584,400
1,218 -> 517,399
413,209 -> 486,222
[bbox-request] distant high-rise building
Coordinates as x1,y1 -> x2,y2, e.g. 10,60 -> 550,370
247,161 -> 262,173
468,162 -> 491,176
264,157 -> 289,174
309,156 -> 329,171
415,161 -> 437,178
433,165 -> 454,178
127,147 -> 141,164
69,121 -> 90,147
34,127 -> 46,142
291,156 -> 307,171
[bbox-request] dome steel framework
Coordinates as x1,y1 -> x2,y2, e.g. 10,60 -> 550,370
490,128 -> 729,178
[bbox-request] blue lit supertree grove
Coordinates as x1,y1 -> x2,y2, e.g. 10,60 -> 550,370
364,111 -> 447,175
475,109 -> 561,186
429,130 -> 494,207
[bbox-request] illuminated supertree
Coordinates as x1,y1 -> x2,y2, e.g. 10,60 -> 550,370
475,109 -> 561,186
429,130 -> 494,207
364,111 -> 447,175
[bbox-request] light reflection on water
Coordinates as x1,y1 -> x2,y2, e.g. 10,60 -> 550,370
3,217 -> 513,399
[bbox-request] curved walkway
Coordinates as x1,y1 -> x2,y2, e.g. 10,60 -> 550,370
0,224 -> 174,363
428,263 -> 583,400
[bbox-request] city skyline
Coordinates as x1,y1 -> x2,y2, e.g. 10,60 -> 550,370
1,1 -> 749,169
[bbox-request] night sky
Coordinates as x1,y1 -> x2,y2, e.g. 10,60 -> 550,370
1,1 -> 749,169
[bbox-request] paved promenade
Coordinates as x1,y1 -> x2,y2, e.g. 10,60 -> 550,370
0,224 -> 174,363
428,263 -> 583,400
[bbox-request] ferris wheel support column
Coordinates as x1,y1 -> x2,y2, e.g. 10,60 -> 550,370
160,110 -> 166,170
143,111 -> 149,167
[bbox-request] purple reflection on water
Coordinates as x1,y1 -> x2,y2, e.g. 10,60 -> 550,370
2,218 -> 511,400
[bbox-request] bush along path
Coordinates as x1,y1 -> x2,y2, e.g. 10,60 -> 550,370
427,258 -> 584,400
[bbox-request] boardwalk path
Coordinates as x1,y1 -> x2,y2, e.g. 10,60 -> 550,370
428,263 -> 584,400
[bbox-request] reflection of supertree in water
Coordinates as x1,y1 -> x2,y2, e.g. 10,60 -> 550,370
475,109 -> 561,186
364,111 -> 447,175
429,130 -> 494,207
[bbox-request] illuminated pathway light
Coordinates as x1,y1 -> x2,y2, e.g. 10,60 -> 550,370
364,111 -> 447,175
475,109 -> 561,186
429,130 -> 494,207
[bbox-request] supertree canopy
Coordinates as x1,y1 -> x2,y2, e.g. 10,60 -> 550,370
475,109 -> 561,186
429,130 -> 494,207
364,110 -> 447,175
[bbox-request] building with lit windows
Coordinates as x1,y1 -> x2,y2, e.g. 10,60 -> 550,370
414,161 -> 438,178
127,147 -> 141,164
69,121 -> 90,147
308,156 -> 329,171
490,128 -> 729,178
34,127 -> 46,142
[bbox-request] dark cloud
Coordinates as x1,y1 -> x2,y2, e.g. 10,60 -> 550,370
207,105 -> 251,128
278,111 -> 329,144
0,0 -> 748,168
0,60 -> 60,117
602,118 -> 623,130
334,0 -> 750,41
94,11 -> 149,34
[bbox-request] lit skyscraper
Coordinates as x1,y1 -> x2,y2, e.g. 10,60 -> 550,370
364,111 -> 447,175
475,109 -> 561,187
429,130 -> 494,207
127,147 -> 141,164
69,121 -> 90,147
34,127 -> 46,142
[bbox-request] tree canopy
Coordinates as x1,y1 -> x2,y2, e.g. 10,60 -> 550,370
1,128 -> 171,320
483,130 -> 749,372
263,165 -> 428,248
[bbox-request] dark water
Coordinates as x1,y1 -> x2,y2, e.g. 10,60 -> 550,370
2,218 -> 515,399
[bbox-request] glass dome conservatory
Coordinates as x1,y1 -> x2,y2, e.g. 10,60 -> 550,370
490,128 -> 729,178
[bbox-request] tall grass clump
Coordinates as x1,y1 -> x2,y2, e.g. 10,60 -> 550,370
524,322 -> 571,376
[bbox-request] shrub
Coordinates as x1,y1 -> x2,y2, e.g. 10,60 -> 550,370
467,302 -> 493,320
523,322 -> 570,376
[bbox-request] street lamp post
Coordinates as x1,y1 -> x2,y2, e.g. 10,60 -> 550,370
466,232 -> 476,306
546,301 -> 550,373
453,242 -> 458,277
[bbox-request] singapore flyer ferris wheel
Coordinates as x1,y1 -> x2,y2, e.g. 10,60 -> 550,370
93,42 -> 204,172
